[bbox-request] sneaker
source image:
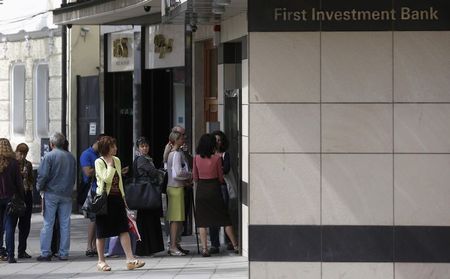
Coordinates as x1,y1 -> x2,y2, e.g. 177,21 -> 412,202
58,256 -> 68,261
208,246 -> 220,254
37,255 -> 52,262
0,255 -> 7,261
8,257 -> 17,263
85,250 -> 95,257
18,252 -> 32,259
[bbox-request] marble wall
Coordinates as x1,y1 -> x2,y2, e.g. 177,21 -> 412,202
248,30 -> 450,278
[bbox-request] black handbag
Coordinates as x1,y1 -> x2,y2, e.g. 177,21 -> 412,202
124,177 -> 161,210
6,195 -> 26,217
82,186 -> 108,216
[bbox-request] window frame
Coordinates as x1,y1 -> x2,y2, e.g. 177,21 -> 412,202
34,62 -> 50,139
10,63 -> 26,137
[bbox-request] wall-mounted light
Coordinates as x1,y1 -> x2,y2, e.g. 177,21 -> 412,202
213,24 -> 221,48
212,5 -> 225,14
80,26 -> 90,42
214,0 -> 231,6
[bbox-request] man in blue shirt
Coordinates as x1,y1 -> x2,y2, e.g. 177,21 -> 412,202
36,132 -> 76,261
79,134 -> 104,257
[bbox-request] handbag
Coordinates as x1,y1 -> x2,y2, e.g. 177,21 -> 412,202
124,177 -> 161,210
91,186 -> 108,215
81,184 -> 108,216
6,195 -> 26,217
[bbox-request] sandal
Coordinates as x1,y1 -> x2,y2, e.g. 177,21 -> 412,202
201,248 -> 210,257
168,249 -> 186,256
126,259 -> 145,270
233,245 -> 239,254
97,262 -> 111,272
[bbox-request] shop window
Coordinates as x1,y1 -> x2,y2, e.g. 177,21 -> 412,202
11,64 -> 25,135
35,64 -> 49,138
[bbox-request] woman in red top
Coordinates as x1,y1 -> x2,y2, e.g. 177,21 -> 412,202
193,134 -> 238,257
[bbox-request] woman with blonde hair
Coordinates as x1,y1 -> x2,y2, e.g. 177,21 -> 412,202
0,138 -> 24,263
166,131 -> 192,256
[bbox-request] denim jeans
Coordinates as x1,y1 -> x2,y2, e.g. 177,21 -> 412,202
1,197 -> 19,258
209,184 -> 230,248
18,191 -> 33,254
0,198 -> 7,255
40,192 -> 72,257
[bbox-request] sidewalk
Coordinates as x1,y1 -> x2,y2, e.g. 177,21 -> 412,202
0,213 -> 248,278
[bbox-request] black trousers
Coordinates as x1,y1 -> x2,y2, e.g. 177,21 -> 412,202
17,191 -> 33,254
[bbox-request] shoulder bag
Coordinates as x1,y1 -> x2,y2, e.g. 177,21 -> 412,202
125,159 -> 162,210
6,194 -> 26,217
82,159 -> 108,216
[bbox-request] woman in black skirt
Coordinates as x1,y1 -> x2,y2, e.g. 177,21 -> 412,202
192,134 -> 239,257
133,137 -> 164,256
94,136 -> 145,272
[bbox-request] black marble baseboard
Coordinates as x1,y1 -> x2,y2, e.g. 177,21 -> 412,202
249,225 -> 450,263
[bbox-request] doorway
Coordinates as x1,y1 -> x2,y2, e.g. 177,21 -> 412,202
76,75 -> 100,160
104,71 -> 134,168
141,67 -> 185,168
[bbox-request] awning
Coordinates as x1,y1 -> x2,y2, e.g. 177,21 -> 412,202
163,0 -> 247,25
52,0 -> 247,26
52,0 -> 162,25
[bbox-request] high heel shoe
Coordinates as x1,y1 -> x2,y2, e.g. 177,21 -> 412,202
201,248 -> 210,257
233,245 -> 239,254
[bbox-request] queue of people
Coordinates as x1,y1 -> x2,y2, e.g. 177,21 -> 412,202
0,126 -> 239,270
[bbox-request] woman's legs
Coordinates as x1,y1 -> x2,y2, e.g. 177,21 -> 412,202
96,238 -> 106,263
224,226 -> 238,247
119,232 -> 134,261
199,227 -> 208,249
169,221 -> 181,250
87,221 -> 96,252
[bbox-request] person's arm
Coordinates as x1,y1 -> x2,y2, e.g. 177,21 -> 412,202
163,143 -> 172,164
36,156 -> 50,192
26,161 -> 35,187
222,152 -> 231,175
95,158 -> 116,194
172,152 -> 191,180
82,166 -> 95,179
216,156 -> 224,184
80,152 -> 95,178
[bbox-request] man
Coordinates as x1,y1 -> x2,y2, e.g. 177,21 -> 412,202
163,125 -> 192,255
36,132 -> 76,261
79,134 -> 104,257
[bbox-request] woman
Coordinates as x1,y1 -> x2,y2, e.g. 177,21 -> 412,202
133,137 -> 164,256
0,138 -> 24,263
94,136 -> 144,271
208,131 -> 233,253
15,143 -> 34,259
193,134 -> 238,257
166,131 -> 191,256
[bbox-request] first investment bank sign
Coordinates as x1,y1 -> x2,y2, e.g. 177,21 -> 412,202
248,0 -> 450,32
